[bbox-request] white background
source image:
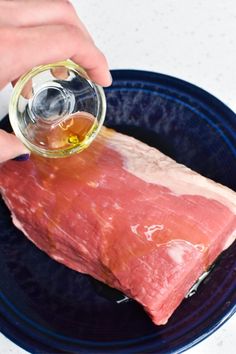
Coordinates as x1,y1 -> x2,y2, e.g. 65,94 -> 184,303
0,0 -> 235,353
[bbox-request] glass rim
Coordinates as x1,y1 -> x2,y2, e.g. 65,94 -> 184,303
9,60 -> 107,158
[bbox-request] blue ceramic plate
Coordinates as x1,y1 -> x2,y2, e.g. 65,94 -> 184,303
0,70 -> 235,354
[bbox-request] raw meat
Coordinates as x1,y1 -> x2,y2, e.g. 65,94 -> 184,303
0,127 -> 236,325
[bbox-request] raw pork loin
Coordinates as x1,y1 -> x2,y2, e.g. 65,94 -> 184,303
0,128 -> 236,325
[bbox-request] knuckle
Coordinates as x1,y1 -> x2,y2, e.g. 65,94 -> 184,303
0,27 -> 16,48
62,0 -> 75,11
63,24 -> 80,38
62,0 -> 74,9
58,24 -> 82,54
56,0 -> 76,20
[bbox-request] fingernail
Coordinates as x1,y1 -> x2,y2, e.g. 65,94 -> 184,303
12,153 -> 30,161
109,71 -> 113,84
103,72 -> 113,87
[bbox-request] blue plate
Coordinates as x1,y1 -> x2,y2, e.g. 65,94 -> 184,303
0,70 -> 235,353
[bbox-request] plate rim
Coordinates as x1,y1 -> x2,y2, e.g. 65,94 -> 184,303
0,68 -> 235,354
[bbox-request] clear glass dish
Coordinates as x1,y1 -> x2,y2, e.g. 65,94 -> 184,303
9,61 -> 106,158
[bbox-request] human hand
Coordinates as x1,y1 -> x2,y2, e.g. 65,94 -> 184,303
0,0 -> 111,163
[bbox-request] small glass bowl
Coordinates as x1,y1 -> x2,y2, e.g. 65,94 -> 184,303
9,61 -> 106,158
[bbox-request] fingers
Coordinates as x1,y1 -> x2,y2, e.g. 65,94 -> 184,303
0,25 -> 111,89
0,0 -> 92,41
0,0 -> 76,26
0,130 -> 29,163
72,46 -> 112,87
0,1 -> 111,87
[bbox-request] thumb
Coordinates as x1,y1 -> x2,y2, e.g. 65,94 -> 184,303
0,130 -> 30,163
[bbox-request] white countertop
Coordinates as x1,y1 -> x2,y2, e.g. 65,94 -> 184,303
0,0 -> 235,353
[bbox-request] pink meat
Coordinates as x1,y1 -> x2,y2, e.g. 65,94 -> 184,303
0,128 -> 236,325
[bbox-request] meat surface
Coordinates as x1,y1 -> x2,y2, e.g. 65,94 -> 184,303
0,127 -> 236,325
